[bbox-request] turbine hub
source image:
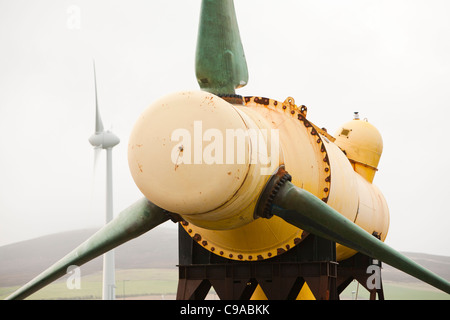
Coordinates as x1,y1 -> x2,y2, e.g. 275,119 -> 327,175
89,131 -> 120,149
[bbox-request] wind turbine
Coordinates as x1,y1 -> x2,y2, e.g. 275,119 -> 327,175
88,62 -> 120,300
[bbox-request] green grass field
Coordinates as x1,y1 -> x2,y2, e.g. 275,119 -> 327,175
0,268 -> 179,300
340,280 -> 450,300
1,268 -> 448,300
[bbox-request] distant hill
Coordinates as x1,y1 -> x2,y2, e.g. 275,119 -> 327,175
0,227 -> 179,287
382,251 -> 450,283
1,227 -> 449,288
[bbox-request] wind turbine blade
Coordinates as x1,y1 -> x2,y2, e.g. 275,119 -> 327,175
5,198 -> 170,300
266,179 -> 450,294
93,147 -> 101,173
90,148 -> 101,201
93,60 -> 104,133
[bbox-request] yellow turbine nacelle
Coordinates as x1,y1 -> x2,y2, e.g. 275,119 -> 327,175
128,91 -> 389,262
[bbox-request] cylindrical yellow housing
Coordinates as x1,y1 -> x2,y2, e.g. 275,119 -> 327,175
128,91 -> 279,230
128,91 -> 389,262
320,130 -> 389,260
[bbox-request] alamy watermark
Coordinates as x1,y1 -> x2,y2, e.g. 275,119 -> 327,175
66,265 -> 81,290
366,259 -> 382,290
170,121 -> 280,175
66,5 -> 81,30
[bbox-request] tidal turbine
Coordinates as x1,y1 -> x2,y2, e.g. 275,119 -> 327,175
5,1 -> 450,300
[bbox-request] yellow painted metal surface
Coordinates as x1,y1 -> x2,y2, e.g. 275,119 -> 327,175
320,131 -> 389,260
250,283 -> 316,300
331,117 -> 389,260
243,97 -> 331,202
321,134 -> 359,224
334,118 -> 383,183
178,96 -> 331,261
335,172 -> 390,260
128,91 -> 275,230
128,91 -> 390,262
296,282 -> 316,300
250,285 -> 267,300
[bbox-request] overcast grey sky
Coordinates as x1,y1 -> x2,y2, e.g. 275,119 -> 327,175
0,0 -> 449,257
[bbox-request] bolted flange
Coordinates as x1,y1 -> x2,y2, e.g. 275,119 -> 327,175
254,165 -> 292,219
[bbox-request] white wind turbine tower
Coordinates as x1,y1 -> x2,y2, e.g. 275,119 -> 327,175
88,62 -> 120,300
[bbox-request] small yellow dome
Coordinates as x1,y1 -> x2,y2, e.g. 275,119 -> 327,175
334,113 -> 383,182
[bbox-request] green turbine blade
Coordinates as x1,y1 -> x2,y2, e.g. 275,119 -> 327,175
195,0 -> 248,95
5,198 -> 170,300
265,179 -> 450,295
